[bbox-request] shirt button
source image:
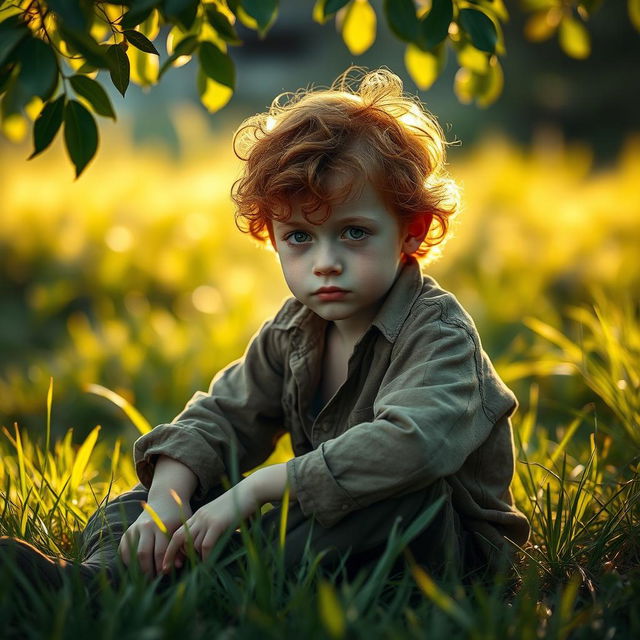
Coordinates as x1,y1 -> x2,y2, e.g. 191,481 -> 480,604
341,504 -> 349,511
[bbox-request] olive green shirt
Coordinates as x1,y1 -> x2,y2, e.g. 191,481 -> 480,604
133,256 -> 530,557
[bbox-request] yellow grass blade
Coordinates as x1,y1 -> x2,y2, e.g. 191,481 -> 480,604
141,501 -> 170,538
13,424 -> 27,501
524,317 -> 584,362
70,425 -> 101,491
549,405 -> 592,468
43,376 -> 53,479
169,488 -> 183,508
404,548 -> 472,630
110,437 -> 122,481
279,481 -> 290,550
85,383 -> 152,434
318,579 -> 346,639
558,574 -> 582,640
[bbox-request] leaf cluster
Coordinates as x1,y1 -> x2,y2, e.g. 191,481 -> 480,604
0,0 -> 248,177
0,0 -> 638,178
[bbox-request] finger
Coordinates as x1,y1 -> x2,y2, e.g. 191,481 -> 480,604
118,528 -> 139,567
154,534 -> 169,577
174,548 -> 186,569
118,535 -> 129,566
200,529 -> 219,562
135,533 -> 155,578
162,527 -> 184,572
192,529 -> 206,561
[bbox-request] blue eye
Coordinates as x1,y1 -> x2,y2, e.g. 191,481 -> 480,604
345,227 -> 369,240
286,231 -> 311,244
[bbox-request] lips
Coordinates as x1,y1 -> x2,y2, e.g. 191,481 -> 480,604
314,286 -> 349,302
314,286 -> 348,294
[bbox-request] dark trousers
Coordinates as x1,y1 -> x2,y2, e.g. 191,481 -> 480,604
80,477 -> 484,587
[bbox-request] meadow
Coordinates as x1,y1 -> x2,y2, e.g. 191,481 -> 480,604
0,114 -> 639,637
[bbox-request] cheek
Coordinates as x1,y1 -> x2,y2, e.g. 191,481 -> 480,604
278,253 -> 305,282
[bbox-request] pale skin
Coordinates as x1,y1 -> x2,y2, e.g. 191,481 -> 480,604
118,455 -> 292,577
118,176 -> 428,578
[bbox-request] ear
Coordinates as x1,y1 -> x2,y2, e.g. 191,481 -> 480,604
400,214 -> 430,254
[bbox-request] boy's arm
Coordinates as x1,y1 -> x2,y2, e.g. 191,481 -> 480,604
245,461 -> 297,504
147,455 -> 198,504
133,307 -> 290,502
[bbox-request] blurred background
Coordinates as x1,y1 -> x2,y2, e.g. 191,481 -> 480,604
1,0 -> 638,458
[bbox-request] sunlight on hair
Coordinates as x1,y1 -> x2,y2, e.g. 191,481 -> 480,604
231,66 -> 459,265
265,115 -> 277,132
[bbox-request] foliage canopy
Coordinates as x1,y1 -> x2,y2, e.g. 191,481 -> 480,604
1,0 -> 638,177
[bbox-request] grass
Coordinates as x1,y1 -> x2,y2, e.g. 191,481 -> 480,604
1,125 -> 639,636
1,293 -> 638,638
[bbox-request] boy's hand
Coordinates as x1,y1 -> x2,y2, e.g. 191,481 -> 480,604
161,478 -> 260,574
118,497 -> 192,578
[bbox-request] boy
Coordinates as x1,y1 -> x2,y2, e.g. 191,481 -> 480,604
1,66 -> 529,591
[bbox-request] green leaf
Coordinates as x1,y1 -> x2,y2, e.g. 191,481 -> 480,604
558,15 -> 590,59
196,66 -> 233,113
123,29 -> 159,55
28,94 -> 65,160
47,0 -> 94,32
199,41 -> 235,89
13,37 -> 59,101
158,34 -> 199,78
69,74 -> 116,119
458,8 -> 497,53
454,57 -> 503,107
0,64 -> 15,95
0,15 -> 30,67
163,0 -> 199,30
384,0 -> 418,42
205,5 -> 243,44
120,0 -> 159,30
323,0 -> 351,18
631,0 -> 640,31
341,0 -> 376,54
106,43 -> 131,97
0,72 -> 29,118
63,99 -> 98,178
418,0 -> 452,50
241,0 -> 278,35
59,25 -> 111,69
405,42 -> 446,90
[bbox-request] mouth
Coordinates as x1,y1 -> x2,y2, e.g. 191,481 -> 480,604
314,287 -> 349,294
314,287 -> 349,301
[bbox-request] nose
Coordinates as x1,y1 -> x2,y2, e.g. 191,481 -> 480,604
312,241 -> 343,276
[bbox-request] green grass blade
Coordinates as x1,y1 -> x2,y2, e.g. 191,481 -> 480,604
85,383 -> 152,435
13,423 -> 27,501
70,425 -> 101,491
404,546 -> 472,630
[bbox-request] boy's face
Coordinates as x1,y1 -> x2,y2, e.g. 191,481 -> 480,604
270,178 -> 425,339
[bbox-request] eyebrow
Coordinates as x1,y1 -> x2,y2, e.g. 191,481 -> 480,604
276,215 -> 379,229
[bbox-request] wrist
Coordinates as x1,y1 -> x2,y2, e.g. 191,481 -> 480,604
245,462 -> 291,505
244,468 -> 267,506
148,455 -> 198,504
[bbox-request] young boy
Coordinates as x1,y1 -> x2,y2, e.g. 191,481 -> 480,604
1,66 -> 529,591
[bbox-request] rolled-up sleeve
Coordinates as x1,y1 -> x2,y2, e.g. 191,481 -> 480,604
286,301 -> 516,528
134,314 -> 287,500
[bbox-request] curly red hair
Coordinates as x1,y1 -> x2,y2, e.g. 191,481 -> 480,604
231,66 -> 460,263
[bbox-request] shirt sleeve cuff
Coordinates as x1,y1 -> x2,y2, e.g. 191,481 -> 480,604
286,444 -> 359,528
133,424 -> 226,501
